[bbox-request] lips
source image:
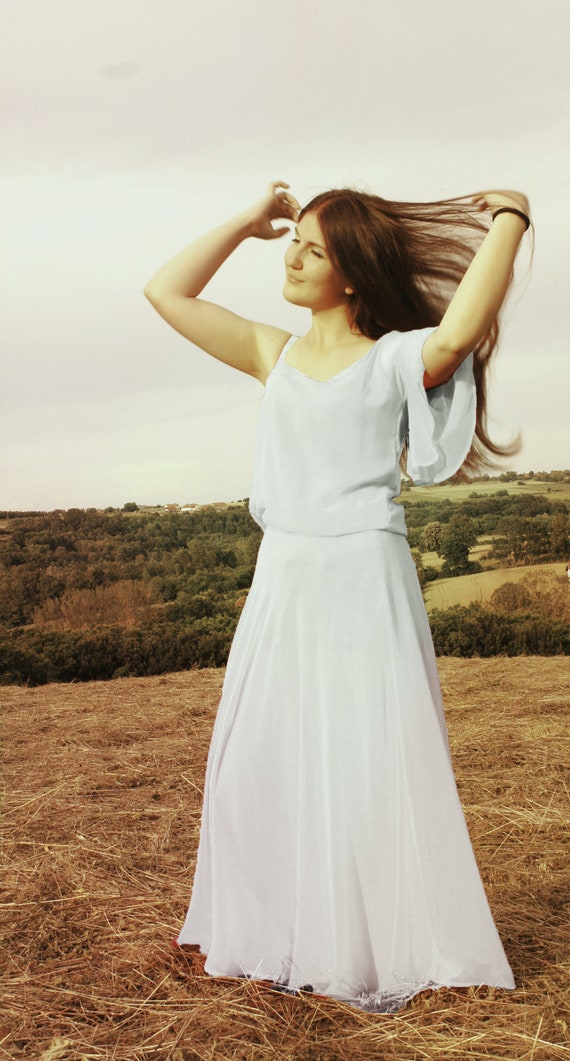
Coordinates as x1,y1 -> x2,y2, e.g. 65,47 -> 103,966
286,274 -> 303,283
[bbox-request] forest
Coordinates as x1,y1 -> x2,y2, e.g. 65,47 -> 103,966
1,476 -> 569,685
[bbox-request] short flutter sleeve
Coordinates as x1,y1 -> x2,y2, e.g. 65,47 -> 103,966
395,327 -> 477,485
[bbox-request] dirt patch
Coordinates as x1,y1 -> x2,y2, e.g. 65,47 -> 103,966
1,659 -> 569,1060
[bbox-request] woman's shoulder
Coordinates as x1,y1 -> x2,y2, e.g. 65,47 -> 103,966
257,327 -> 295,384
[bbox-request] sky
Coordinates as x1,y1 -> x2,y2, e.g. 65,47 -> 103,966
1,0 -> 569,511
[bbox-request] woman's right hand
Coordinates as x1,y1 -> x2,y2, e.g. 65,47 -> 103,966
246,180 -> 301,240
144,180 -> 298,382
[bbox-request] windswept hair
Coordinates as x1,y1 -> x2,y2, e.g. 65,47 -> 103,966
300,188 -> 523,476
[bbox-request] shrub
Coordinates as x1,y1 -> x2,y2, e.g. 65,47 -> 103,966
429,603 -> 569,657
32,581 -> 157,630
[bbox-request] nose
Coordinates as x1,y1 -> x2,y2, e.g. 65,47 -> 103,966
286,244 -> 303,270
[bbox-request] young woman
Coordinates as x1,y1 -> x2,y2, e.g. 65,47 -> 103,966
144,182 -> 530,1012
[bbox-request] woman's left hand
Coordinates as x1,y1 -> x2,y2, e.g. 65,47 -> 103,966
423,186 -> 531,384
471,189 -> 530,218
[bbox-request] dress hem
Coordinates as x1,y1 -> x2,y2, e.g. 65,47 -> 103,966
176,940 -> 515,1015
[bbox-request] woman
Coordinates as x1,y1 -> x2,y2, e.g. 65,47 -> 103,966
144,182 -> 530,1012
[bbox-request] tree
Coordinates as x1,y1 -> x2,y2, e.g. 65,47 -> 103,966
410,549 -> 426,587
420,521 -> 444,554
439,515 -> 478,576
549,511 -> 569,559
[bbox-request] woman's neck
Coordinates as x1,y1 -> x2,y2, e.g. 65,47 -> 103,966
304,306 -> 365,352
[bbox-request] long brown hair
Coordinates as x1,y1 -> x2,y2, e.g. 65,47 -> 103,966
300,188 -> 521,476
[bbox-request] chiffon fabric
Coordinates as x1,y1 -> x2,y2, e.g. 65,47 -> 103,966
177,328 -> 515,1012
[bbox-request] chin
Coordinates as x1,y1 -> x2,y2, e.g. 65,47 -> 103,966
283,291 -> 299,306
283,283 -> 308,307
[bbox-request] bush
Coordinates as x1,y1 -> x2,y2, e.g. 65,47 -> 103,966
488,570 -> 570,623
0,613 -> 239,686
429,603 -> 569,657
32,581 -> 157,630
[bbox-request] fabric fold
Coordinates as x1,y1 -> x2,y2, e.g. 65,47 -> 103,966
398,331 -> 477,485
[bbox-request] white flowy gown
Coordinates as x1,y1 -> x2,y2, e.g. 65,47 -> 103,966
177,327 -> 515,1012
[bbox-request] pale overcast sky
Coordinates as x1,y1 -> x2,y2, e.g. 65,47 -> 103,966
1,0 -> 569,510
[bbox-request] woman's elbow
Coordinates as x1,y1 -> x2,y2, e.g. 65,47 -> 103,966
143,281 -> 165,307
422,331 -> 469,383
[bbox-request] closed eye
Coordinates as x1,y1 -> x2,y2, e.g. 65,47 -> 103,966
291,237 -> 325,259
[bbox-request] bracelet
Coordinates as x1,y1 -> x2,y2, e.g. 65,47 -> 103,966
491,206 -> 530,230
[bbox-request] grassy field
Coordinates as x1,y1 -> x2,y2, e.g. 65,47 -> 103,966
1,661 -> 569,1060
404,479 -> 570,504
423,561 -> 566,612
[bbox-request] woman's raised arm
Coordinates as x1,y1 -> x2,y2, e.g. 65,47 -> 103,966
144,182 -> 300,382
422,190 -> 531,388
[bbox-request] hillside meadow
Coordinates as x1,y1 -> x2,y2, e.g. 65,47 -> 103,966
423,561 -> 565,612
402,480 -> 570,505
1,658 -> 569,1060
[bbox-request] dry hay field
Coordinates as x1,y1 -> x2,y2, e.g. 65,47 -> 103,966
1,660 -> 569,1061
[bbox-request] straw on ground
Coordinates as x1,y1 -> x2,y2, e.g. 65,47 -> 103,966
1,659 -> 569,1060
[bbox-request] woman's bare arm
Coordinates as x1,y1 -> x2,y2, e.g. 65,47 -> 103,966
144,182 -> 300,382
422,190 -> 530,387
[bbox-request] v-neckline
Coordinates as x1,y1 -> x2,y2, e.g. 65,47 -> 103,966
282,337 -> 380,384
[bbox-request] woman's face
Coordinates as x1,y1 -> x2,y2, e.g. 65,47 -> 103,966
283,212 -> 350,311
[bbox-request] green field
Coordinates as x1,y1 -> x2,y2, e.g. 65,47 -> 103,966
423,560 -> 566,612
403,478 -> 570,504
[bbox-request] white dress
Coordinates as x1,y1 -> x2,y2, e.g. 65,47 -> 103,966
177,328 -> 515,1012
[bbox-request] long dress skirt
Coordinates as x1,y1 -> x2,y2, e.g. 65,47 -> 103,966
177,524 -> 515,1012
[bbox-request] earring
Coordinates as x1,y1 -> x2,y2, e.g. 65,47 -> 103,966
345,288 -> 354,296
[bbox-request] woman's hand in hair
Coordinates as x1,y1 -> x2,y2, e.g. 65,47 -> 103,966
245,181 -> 301,241
471,189 -> 530,219
422,188 -> 530,385
143,181 -> 299,380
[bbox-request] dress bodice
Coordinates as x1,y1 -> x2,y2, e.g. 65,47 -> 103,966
249,327 -> 476,537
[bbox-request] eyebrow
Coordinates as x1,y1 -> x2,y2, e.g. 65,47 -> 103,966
294,227 -> 328,253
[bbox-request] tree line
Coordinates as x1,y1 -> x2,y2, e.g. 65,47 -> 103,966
1,493 -> 568,685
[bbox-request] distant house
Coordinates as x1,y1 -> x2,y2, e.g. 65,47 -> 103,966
180,503 -> 201,512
